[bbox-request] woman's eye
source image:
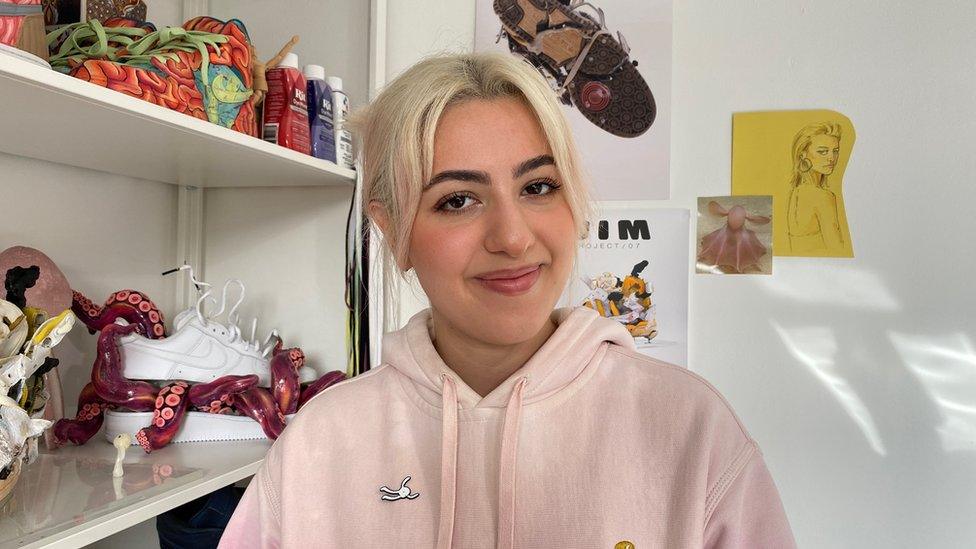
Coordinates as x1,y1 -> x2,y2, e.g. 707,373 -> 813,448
436,193 -> 476,213
524,178 -> 561,196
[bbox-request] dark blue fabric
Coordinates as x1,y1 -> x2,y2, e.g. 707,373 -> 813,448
156,485 -> 244,549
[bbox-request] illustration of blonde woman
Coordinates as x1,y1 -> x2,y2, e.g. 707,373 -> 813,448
786,123 -> 845,253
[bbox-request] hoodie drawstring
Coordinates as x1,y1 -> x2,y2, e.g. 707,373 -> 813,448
496,375 -> 527,549
436,374 -> 459,549
435,374 -> 528,549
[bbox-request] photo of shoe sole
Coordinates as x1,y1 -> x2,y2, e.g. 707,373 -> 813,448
493,0 -> 656,138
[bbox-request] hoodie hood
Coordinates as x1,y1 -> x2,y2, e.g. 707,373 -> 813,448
380,305 -> 635,548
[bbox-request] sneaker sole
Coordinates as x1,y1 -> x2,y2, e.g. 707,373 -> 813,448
493,0 -> 656,137
494,0 -> 601,70
103,409 -> 296,445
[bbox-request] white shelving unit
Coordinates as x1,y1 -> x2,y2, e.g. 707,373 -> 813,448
0,49 -> 353,545
0,1 -> 385,546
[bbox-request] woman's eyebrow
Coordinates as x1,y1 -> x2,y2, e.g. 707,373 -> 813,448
425,169 -> 489,188
425,154 -> 555,188
513,154 -> 555,178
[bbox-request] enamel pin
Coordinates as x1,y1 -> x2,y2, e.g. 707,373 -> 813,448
379,475 -> 420,501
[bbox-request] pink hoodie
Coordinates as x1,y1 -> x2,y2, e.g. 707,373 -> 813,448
219,306 -> 795,548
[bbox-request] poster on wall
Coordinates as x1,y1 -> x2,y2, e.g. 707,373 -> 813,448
731,109 -> 856,258
559,207 -> 688,367
475,0 -> 672,200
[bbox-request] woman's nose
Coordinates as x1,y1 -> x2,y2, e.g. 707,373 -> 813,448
483,198 -> 535,257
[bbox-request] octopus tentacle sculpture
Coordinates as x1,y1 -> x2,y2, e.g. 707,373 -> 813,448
72,289 -> 166,338
53,290 -> 346,453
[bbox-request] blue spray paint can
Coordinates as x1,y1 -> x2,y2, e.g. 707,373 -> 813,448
303,64 -> 337,163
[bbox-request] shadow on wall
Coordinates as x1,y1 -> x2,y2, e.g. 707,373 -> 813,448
751,259 -> 976,546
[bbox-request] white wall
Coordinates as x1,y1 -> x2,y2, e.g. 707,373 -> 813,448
383,1 -> 976,548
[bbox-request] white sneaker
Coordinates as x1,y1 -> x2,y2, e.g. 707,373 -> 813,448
119,308 -> 282,387
120,266 -> 319,387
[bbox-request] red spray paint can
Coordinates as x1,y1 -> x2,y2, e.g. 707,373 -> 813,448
262,52 -> 311,155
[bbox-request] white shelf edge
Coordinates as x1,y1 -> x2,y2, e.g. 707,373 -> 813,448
0,52 -> 356,188
22,456 -> 263,549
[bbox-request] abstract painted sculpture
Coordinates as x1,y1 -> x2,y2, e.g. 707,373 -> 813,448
47,16 -> 259,136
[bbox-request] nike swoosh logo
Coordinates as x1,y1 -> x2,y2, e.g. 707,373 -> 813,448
123,332 -> 237,373
188,339 -> 229,369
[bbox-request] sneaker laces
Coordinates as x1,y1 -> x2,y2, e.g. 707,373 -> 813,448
167,265 -> 280,357
210,279 -> 280,357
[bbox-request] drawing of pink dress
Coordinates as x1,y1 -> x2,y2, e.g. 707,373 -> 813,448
698,201 -> 770,273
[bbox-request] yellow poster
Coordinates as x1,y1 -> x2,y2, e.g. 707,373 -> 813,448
732,110 -> 855,258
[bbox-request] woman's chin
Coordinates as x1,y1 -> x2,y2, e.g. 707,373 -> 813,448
478,316 -> 552,347
466,300 -> 554,345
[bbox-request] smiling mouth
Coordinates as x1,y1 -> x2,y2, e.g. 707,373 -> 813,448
475,264 -> 542,296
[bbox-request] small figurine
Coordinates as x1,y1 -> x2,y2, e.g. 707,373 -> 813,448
112,433 -> 131,478
251,35 -> 300,106
697,200 -> 771,274
580,260 -> 658,341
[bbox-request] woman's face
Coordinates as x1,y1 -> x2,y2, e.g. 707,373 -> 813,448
406,97 -> 577,345
803,134 -> 840,175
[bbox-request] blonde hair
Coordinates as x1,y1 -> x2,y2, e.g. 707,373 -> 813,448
345,51 -> 594,319
790,122 -> 842,189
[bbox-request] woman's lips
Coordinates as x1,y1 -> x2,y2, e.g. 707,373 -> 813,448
476,265 -> 541,296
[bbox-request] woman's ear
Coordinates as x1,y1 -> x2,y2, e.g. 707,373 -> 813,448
366,200 -> 391,237
366,200 -> 412,272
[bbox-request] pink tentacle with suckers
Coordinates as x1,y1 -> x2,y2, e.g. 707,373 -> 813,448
188,374 -> 258,414
90,323 -> 158,411
135,381 -> 190,453
52,383 -> 108,446
235,387 -> 287,440
71,289 -> 166,338
272,348 -> 304,415
297,370 -> 347,410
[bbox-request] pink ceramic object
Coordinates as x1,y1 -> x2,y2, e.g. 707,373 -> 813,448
0,246 -> 72,316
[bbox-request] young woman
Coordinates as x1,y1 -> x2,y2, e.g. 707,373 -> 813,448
220,52 -> 796,548
787,122 -> 846,254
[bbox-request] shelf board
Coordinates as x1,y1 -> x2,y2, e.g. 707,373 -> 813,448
0,439 -> 272,548
0,52 -> 355,188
